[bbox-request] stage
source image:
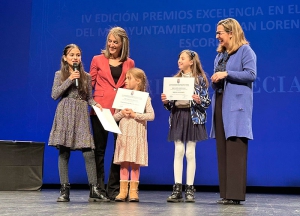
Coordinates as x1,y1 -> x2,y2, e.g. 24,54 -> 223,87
1,190 -> 299,215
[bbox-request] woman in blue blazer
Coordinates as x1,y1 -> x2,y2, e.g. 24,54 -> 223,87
210,18 -> 257,205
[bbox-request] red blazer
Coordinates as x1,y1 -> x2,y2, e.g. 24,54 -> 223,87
89,54 -> 135,114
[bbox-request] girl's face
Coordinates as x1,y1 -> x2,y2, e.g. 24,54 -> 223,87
63,48 -> 81,69
125,73 -> 140,90
216,25 -> 232,50
178,52 -> 193,73
107,34 -> 122,58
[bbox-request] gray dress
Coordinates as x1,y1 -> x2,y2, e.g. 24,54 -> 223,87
48,71 -> 96,150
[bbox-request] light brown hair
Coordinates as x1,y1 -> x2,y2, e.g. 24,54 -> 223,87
174,50 -> 209,87
216,18 -> 249,54
102,27 -> 130,62
126,67 -> 149,92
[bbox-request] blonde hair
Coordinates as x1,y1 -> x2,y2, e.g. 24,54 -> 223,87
102,27 -> 130,62
216,18 -> 249,54
126,67 -> 149,92
174,50 -> 209,87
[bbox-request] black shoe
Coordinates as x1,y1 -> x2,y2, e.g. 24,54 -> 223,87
216,198 -> 228,204
167,183 -> 184,203
57,183 -> 70,202
185,185 -> 195,203
223,199 -> 241,205
109,193 -> 120,201
89,184 -> 110,202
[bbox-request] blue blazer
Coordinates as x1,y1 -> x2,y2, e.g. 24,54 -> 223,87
210,45 -> 257,140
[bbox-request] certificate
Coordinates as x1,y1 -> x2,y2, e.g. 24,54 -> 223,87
92,106 -> 122,134
163,77 -> 194,100
112,88 -> 149,114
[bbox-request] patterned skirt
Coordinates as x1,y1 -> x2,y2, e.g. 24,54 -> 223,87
168,107 -> 208,143
48,97 -> 95,150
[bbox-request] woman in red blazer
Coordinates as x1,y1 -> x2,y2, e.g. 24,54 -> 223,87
89,27 -> 135,201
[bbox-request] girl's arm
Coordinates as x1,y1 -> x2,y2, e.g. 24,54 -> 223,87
51,71 -> 73,100
132,97 -> 155,121
113,109 -> 125,122
87,73 -> 98,106
192,76 -> 211,110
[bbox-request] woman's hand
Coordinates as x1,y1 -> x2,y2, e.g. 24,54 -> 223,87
161,93 -> 168,104
95,103 -> 102,111
211,71 -> 228,83
192,94 -> 201,104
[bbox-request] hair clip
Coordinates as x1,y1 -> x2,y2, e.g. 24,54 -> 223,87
189,50 -> 195,58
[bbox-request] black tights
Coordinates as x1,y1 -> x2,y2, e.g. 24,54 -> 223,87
58,146 -> 97,185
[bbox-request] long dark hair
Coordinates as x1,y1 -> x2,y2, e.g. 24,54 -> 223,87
60,44 -> 88,97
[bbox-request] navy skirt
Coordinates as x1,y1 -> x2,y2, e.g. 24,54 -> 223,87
168,107 -> 208,143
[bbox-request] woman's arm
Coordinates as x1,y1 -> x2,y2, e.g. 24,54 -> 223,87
226,46 -> 257,83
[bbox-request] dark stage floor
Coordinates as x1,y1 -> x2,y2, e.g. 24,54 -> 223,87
1,190 -> 300,216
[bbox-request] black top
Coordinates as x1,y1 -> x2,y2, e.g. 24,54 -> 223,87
215,52 -> 230,91
110,63 -> 123,84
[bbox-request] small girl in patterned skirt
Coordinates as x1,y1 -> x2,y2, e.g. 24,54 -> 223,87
113,68 -> 155,202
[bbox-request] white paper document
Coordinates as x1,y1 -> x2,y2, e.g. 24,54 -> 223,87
163,77 -> 195,100
92,106 -> 122,134
112,88 -> 149,113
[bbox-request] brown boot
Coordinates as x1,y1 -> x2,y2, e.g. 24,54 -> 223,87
115,180 -> 129,202
128,181 -> 139,202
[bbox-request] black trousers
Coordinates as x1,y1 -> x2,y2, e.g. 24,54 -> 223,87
214,91 -> 248,201
91,115 -> 120,199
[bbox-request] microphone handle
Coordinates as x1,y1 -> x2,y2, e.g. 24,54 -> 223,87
74,67 -> 79,87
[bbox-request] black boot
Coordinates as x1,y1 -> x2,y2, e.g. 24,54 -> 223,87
185,185 -> 195,202
57,183 -> 70,202
167,183 -> 183,202
88,184 -> 110,202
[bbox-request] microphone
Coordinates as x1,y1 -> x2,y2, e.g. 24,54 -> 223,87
72,63 -> 79,87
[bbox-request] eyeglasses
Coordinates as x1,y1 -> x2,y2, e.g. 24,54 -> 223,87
216,31 -> 229,36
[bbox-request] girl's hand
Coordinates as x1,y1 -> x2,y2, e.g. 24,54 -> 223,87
192,94 -> 201,104
95,103 -> 103,111
121,109 -> 128,116
161,93 -> 168,104
128,109 -> 136,118
121,108 -> 136,118
69,70 -> 80,81
121,108 -> 131,117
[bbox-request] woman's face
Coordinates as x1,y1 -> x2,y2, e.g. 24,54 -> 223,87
63,47 -> 81,69
178,52 -> 193,73
216,25 -> 232,50
107,34 -> 122,58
